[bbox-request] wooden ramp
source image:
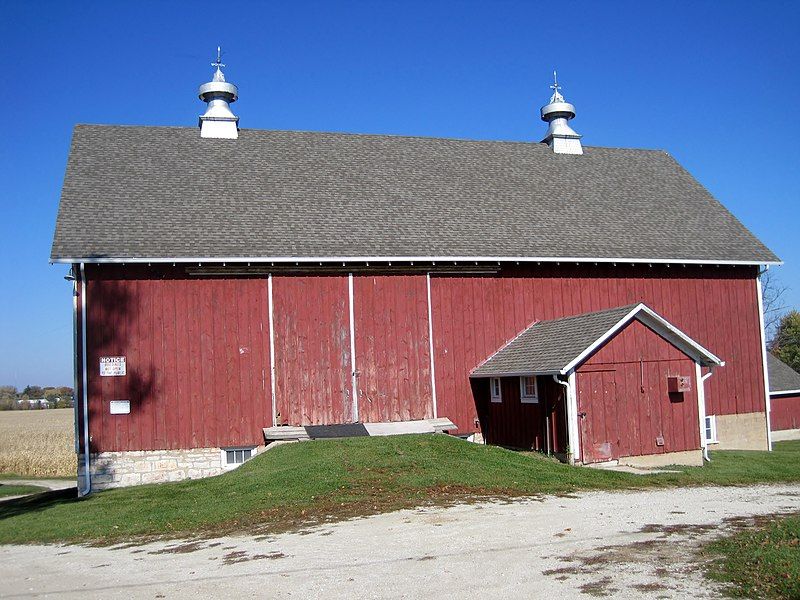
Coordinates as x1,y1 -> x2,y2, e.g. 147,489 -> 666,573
263,418 -> 457,443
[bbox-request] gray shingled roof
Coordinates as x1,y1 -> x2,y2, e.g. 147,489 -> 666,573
51,125 -> 779,263
768,354 -> 800,393
472,305 -> 638,376
471,303 -> 722,376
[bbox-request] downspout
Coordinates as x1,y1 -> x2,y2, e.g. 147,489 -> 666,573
552,375 -> 573,464
70,266 -> 79,456
79,262 -> 91,496
699,366 -> 715,462
756,267 -> 773,451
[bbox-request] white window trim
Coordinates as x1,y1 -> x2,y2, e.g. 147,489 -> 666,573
704,415 -> 718,444
220,446 -> 256,469
490,377 -> 502,403
520,376 -> 539,404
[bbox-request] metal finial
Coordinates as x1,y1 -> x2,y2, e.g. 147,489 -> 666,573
212,46 -> 225,70
549,70 -> 565,103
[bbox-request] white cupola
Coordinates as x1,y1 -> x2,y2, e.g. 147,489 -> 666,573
198,47 -> 239,139
540,72 -> 582,155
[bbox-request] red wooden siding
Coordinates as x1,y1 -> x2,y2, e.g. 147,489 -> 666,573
771,394 -> 800,431
83,269 -> 271,453
475,376 -> 567,451
431,264 -> 764,433
353,275 -> 433,422
272,275 -> 352,426
576,320 -> 700,463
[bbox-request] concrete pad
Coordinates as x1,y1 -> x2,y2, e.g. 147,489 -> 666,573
363,421 -> 435,436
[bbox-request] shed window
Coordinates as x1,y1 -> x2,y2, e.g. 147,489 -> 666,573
704,415 -> 718,444
222,447 -> 254,468
520,376 -> 539,403
490,378 -> 502,403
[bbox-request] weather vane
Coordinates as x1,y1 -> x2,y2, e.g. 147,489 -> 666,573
212,46 -> 225,70
549,70 -> 564,102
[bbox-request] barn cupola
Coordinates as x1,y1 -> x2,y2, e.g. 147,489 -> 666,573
540,72 -> 583,155
198,47 -> 239,139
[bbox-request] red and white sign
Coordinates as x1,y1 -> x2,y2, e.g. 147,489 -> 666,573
100,356 -> 126,377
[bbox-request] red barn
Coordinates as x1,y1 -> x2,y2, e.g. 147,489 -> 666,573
768,354 -> 800,441
51,64 -> 780,491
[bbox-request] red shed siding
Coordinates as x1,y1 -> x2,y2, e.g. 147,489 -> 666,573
771,394 -> 800,431
576,320 -> 700,463
353,275 -> 433,423
272,275 -> 352,426
475,376 -> 567,452
431,264 -> 764,433
84,273 -> 271,453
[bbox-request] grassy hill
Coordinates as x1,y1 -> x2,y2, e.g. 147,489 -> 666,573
1,435 -> 799,545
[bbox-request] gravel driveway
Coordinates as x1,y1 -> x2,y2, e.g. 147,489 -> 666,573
1,484 -> 798,599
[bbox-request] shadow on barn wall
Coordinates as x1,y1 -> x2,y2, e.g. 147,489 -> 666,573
84,276 -> 156,455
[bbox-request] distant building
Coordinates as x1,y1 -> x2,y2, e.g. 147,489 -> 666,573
768,354 -> 800,440
17,398 -> 52,408
52,57 -> 780,492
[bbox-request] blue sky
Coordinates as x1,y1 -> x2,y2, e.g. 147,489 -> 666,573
1,1 -> 798,387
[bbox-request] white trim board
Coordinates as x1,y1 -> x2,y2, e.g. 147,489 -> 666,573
51,255 -> 781,267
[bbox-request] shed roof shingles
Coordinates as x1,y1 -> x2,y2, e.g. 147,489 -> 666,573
472,305 -> 638,375
768,354 -> 800,393
51,125 -> 779,263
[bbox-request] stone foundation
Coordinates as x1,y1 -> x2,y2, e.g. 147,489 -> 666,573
79,446 -> 261,491
714,412 -> 769,451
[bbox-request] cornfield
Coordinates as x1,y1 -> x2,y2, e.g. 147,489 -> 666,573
0,409 -> 77,477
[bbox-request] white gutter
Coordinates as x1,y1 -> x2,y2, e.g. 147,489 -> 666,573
50,255 -> 782,267
756,270 -> 773,450
79,262 -> 91,496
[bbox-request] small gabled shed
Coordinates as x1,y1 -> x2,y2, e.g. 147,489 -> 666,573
768,354 -> 800,438
471,304 -> 724,466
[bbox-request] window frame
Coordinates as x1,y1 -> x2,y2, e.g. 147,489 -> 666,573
220,446 -> 255,469
519,376 -> 539,404
490,377 -> 502,403
704,415 -> 718,444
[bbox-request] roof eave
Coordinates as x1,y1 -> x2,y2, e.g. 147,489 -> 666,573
49,255 -> 783,267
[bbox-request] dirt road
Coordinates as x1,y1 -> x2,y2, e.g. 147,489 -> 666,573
1,484 -> 798,599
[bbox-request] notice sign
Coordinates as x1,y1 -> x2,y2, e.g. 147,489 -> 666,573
100,356 -> 126,377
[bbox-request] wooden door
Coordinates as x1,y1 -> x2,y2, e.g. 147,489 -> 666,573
577,369 -> 619,463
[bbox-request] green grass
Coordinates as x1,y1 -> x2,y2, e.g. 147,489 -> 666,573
0,484 -> 47,498
1,434 -> 799,546
705,513 -> 800,599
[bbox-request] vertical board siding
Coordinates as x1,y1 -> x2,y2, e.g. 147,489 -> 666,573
79,264 -> 765,452
354,275 -> 433,423
771,394 -> 800,431
576,321 -> 700,463
84,268 -> 272,453
431,264 -> 765,433
475,376 -> 567,452
272,275 -> 352,426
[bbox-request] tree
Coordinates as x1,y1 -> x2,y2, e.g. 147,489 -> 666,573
761,269 -> 789,342
772,310 -> 800,372
0,386 -> 17,400
21,385 -> 44,399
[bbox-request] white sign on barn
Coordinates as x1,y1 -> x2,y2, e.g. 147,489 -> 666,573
99,356 -> 126,377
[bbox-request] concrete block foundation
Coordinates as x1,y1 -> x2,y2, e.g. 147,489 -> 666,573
713,412 -> 769,451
